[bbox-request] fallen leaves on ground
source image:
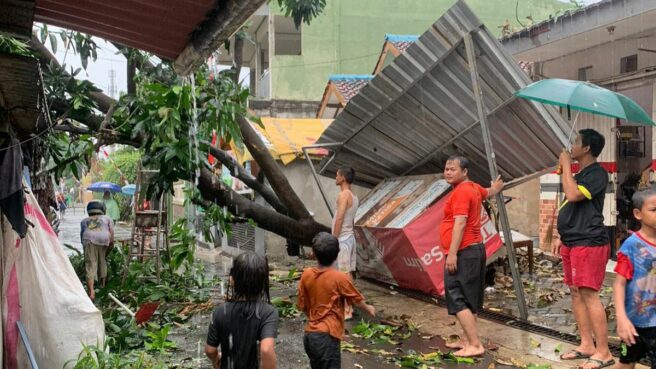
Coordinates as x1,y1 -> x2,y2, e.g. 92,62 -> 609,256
271,296 -> 301,318
176,300 -> 214,319
350,318 -> 414,345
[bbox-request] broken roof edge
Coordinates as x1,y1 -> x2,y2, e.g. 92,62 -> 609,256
499,0 -> 647,44
174,0 -> 266,75
329,74 -> 375,81
385,34 -> 419,42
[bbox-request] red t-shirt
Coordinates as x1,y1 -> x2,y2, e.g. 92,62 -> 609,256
439,181 -> 488,254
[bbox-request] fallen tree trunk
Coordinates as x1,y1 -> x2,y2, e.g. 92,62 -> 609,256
30,36 -> 330,245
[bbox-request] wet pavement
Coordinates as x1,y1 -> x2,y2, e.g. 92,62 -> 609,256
57,203 -> 131,254
483,249 -> 617,336
189,248 -> 630,369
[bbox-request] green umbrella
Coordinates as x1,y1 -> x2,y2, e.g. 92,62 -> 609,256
515,78 -> 655,126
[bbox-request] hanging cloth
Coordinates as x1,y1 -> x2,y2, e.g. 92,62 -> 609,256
0,132 -> 26,238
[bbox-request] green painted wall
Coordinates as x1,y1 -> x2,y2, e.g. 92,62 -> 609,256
271,0 -> 574,101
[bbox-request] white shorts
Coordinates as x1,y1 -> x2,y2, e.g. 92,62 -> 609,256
335,235 -> 357,273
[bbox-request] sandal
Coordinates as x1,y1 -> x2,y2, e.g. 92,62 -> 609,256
578,358 -> 615,369
560,350 -> 591,360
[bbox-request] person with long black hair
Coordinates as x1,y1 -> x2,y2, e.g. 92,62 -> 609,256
205,252 -> 278,369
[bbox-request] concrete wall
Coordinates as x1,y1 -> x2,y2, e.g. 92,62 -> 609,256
270,0 -> 574,101
248,99 -> 320,118
505,178 -> 540,238
264,160 -> 369,260
537,34 -> 656,82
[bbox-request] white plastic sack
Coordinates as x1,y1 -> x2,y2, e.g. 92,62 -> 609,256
1,187 -> 104,369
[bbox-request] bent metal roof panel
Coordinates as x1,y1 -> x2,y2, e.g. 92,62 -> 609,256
316,0 -> 570,188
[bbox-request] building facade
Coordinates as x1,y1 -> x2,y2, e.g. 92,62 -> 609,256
217,0 -> 575,104
501,0 -> 656,252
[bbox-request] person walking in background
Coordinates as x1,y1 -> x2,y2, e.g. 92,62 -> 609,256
440,156 -> 504,358
297,232 -> 375,369
332,166 -> 359,319
80,201 -> 114,301
56,191 -> 67,219
205,252 -> 278,369
103,190 -> 120,222
554,129 -> 614,369
612,189 -> 656,369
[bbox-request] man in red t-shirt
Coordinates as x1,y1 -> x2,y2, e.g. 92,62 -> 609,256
440,156 -> 503,357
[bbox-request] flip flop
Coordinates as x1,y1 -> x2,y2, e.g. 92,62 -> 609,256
578,358 -> 615,369
560,350 -> 591,360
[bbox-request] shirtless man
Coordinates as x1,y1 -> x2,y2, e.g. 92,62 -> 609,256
332,167 -> 359,318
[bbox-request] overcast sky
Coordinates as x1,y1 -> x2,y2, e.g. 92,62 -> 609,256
46,0 -> 603,96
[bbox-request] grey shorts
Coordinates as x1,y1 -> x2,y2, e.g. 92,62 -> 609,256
444,243 -> 486,315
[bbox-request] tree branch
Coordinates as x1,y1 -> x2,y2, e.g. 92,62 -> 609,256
197,168 -> 328,245
30,35 -> 114,113
204,141 -> 288,214
236,115 -> 312,221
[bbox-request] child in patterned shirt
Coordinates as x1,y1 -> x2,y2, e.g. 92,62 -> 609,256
613,189 -> 656,369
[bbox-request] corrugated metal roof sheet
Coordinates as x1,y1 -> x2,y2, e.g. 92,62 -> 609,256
34,0 -> 215,59
0,53 -> 44,135
30,0 -> 264,72
0,0 -> 35,38
316,0 -> 570,188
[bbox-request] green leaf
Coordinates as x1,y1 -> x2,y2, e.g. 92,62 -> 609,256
40,25 -> 47,43
526,364 -> 551,369
50,35 -> 57,54
554,343 -> 562,353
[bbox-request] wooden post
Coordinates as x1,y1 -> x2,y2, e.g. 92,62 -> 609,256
464,32 -> 528,320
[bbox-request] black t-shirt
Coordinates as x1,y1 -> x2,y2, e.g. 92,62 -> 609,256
206,301 -> 278,369
557,162 -> 609,247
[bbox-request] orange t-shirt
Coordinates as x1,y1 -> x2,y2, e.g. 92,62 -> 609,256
297,267 -> 364,340
439,181 -> 488,254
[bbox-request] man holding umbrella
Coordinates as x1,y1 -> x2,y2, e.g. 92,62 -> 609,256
555,129 -> 614,369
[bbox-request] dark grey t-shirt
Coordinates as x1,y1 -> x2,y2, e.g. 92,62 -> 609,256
206,301 -> 278,369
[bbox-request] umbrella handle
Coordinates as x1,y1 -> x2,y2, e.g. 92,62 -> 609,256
557,111 -> 581,175
565,111 -> 581,150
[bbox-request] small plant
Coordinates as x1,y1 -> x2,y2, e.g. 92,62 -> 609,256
68,343 -> 168,369
144,324 -> 177,354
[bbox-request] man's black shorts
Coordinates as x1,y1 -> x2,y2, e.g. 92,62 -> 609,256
619,326 -> 656,367
444,243 -> 486,315
303,332 -> 341,369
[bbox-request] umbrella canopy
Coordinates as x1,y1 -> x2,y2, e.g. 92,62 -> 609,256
87,181 -> 121,193
515,78 -> 655,126
121,184 -> 137,196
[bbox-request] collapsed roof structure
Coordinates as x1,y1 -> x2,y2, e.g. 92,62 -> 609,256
315,0 -> 570,189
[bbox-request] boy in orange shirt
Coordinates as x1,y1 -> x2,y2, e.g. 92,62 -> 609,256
297,232 -> 375,369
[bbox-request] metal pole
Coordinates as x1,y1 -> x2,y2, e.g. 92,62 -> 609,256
302,147 -> 334,217
17,321 -> 39,369
464,32 -> 528,320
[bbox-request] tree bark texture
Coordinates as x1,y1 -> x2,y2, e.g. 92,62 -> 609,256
197,168 -> 328,244
236,115 -> 312,221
